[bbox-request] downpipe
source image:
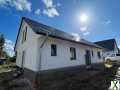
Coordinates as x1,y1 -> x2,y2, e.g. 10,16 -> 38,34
34,32 -> 50,88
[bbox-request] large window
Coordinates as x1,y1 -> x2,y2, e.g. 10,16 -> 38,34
22,26 -> 27,43
70,47 -> 76,60
51,44 -> 57,56
97,51 -> 101,59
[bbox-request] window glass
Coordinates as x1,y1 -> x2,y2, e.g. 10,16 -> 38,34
22,26 -> 27,43
51,44 -> 57,56
70,47 -> 76,60
97,51 -> 101,59
92,50 -> 94,57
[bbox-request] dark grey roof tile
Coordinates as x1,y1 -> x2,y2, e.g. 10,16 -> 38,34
23,17 -> 103,49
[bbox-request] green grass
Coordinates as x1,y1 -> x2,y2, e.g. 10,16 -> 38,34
0,63 -> 16,73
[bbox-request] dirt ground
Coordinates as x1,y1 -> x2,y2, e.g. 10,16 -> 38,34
0,64 -> 119,90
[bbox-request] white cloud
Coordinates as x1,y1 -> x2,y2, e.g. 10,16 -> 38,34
42,0 -> 59,17
35,9 -> 41,15
4,39 -> 15,57
0,0 -> 32,12
102,19 -> 112,25
71,33 -> 81,41
0,0 -> 7,5
80,26 -> 87,32
118,45 -> 120,49
42,0 -> 53,8
83,31 -> 90,36
43,8 -> 59,17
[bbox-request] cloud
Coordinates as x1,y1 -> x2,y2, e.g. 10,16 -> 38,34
71,33 -> 81,41
42,0 -> 59,17
35,9 -> 41,15
118,45 -> 120,49
4,39 -> 15,57
43,8 -> 59,17
102,19 -> 112,25
83,31 -> 90,36
42,0 -> 53,8
0,0 -> 32,12
79,25 -> 90,36
80,26 -> 87,32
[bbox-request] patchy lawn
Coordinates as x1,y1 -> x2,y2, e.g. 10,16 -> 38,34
0,63 -> 16,73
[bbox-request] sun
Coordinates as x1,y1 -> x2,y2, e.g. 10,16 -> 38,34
80,14 -> 88,23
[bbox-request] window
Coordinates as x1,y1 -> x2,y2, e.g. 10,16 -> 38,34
97,51 -> 101,59
15,51 -> 17,59
92,50 -> 94,57
51,44 -> 57,56
22,26 -> 27,43
24,27 -> 27,41
70,47 -> 76,60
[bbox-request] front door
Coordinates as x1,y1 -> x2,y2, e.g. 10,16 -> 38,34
85,50 -> 91,65
21,51 -> 25,69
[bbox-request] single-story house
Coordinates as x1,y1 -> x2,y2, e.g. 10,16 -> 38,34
14,17 -> 104,81
95,39 -> 119,57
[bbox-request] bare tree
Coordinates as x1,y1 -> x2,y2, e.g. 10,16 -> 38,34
0,34 -> 5,58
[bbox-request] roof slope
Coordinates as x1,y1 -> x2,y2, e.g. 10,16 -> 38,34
15,17 -> 104,49
94,39 -> 116,50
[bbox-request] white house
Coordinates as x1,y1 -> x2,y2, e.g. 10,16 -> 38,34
95,39 -> 120,58
15,17 -> 104,73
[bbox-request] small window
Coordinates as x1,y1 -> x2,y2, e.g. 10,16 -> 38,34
24,27 -> 27,41
92,50 -> 94,57
22,26 -> 27,43
70,47 -> 76,60
51,44 -> 57,56
97,51 -> 101,59
15,51 -> 17,58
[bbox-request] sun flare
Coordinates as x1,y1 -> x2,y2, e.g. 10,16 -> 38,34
80,14 -> 88,23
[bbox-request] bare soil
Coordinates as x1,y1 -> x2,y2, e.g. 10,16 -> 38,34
0,64 -> 119,90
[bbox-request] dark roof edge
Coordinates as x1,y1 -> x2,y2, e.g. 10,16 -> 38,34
35,31 -> 104,49
113,39 -> 119,50
15,17 -> 104,50
14,17 -> 24,51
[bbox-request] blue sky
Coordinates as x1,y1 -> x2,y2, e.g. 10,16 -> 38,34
0,0 -> 120,56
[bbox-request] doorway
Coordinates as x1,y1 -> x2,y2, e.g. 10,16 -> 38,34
85,50 -> 91,65
21,51 -> 25,69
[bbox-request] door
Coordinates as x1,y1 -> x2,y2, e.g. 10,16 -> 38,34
85,50 -> 91,65
21,51 -> 25,69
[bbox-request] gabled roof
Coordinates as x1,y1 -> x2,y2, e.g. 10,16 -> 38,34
14,17 -> 104,50
94,39 -> 118,51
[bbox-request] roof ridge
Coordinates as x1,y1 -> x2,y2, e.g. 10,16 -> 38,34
94,38 -> 115,43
